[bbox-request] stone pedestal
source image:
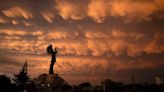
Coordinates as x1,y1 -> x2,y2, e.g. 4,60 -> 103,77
33,74 -> 71,92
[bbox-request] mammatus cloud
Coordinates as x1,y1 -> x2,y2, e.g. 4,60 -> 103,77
110,0 -> 157,22
85,31 -> 110,39
87,0 -> 109,23
2,7 -> 33,19
54,0 -> 164,22
0,17 -> 8,24
0,0 -> 163,23
11,20 -> 19,25
0,29 -> 27,36
0,0 -> 164,85
55,0 -> 87,20
0,28 -> 163,57
144,33 -> 164,54
41,11 -> 55,23
0,28 -> 163,84
47,31 -> 79,39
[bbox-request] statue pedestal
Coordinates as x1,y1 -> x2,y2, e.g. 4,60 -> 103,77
33,74 -> 71,92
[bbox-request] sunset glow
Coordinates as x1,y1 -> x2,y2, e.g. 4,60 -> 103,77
0,0 -> 164,85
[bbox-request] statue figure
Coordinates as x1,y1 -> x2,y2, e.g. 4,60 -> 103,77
47,45 -> 57,74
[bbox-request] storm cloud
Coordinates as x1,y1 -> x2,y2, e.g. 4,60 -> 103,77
0,0 -> 164,85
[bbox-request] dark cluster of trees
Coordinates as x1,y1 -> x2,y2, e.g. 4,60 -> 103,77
102,79 -> 164,92
0,74 -> 164,92
0,74 -> 33,92
0,75 -> 16,92
0,62 -> 163,92
73,80 -> 164,92
0,62 -> 36,92
73,82 -> 103,92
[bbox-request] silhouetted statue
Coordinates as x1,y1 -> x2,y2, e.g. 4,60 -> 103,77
47,44 -> 57,74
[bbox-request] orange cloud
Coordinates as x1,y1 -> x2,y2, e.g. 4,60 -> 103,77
41,11 -> 55,23
50,40 -> 89,56
111,29 -> 126,38
0,27 -> 163,57
0,29 -> 28,36
55,0 -> 86,20
0,17 -> 8,24
127,44 -> 143,57
54,0 -> 164,22
144,32 -> 164,54
85,31 -> 110,39
87,39 -> 127,56
0,0 -> 164,85
31,31 -> 44,36
155,0 -> 164,9
11,20 -> 19,25
88,0 -> 109,23
87,39 -> 110,56
23,21 -> 33,26
110,0 -> 158,22
111,29 -> 144,40
2,6 -> 33,19
47,30 -> 79,39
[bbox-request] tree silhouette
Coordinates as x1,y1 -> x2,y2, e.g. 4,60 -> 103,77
0,75 -> 12,92
13,62 -> 31,92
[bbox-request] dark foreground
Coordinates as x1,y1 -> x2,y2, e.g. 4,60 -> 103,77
0,74 -> 164,92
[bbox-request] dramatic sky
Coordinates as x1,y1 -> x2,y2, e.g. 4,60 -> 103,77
0,0 -> 164,85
